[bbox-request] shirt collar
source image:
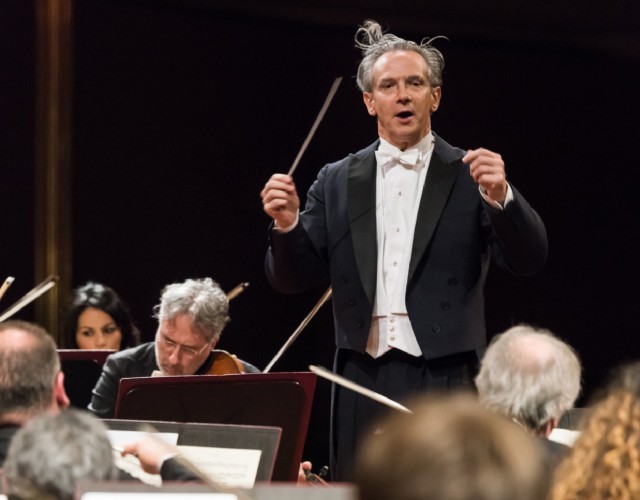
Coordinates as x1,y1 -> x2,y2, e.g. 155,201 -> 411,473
377,132 -> 435,174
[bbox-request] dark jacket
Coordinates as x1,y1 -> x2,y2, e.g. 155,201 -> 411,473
266,135 -> 548,360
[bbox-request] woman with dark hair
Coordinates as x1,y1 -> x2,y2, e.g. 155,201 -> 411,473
62,282 -> 141,350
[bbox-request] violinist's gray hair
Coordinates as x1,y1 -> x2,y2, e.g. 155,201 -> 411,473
355,20 -> 445,93
153,277 -> 230,343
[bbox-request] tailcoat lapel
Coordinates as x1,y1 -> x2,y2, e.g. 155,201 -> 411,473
347,144 -> 378,306
408,139 -> 461,280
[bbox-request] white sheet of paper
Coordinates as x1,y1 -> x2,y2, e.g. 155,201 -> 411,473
107,430 -> 179,448
178,445 -> 262,488
549,428 -> 580,446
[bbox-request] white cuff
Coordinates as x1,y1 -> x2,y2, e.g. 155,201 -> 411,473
479,184 -> 513,210
273,211 -> 300,233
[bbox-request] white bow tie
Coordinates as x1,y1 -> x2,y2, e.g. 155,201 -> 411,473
375,146 -> 421,168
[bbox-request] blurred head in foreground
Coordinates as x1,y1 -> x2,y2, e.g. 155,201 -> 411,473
355,392 -> 550,500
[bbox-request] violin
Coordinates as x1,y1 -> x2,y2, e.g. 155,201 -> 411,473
205,350 -> 246,375
200,282 -> 250,375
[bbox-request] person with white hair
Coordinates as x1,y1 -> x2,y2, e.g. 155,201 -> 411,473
475,324 -> 582,464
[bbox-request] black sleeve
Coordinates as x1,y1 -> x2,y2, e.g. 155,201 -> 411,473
87,355 -> 122,418
160,457 -> 200,481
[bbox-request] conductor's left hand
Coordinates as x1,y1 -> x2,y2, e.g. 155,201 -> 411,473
464,148 -> 508,204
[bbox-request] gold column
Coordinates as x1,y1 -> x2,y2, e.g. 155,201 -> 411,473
34,0 -> 73,341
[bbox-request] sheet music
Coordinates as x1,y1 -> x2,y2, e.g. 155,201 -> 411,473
178,445 -> 261,488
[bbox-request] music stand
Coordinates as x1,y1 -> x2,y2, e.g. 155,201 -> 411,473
58,349 -> 115,409
104,419 -> 281,482
114,372 -> 316,482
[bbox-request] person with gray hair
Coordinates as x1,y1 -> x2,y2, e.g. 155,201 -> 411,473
3,409 -> 199,499
3,409 -> 119,499
0,320 -> 70,466
89,278 -> 259,418
475,324 -> 581,464
261,19 -> 546,480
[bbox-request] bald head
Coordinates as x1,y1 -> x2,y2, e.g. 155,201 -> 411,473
1,326 -> 40,350
475,325 -> 581,433
508,332 -> 561,373
0,320 -> 65,423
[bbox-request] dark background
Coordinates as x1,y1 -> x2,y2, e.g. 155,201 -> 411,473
2,0 -> 640,469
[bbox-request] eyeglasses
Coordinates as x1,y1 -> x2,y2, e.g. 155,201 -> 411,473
159,334 -> 210,358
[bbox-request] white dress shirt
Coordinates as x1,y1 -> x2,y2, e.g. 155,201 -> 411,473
366,133 -> 436,358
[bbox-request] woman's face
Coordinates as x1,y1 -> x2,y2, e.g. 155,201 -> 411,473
75,307 -> 122,350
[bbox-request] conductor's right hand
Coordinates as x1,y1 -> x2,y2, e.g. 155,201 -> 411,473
261,173 -> 300,230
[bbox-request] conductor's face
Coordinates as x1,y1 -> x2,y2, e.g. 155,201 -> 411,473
363,50 -> 441,150
154,314 -> 214,375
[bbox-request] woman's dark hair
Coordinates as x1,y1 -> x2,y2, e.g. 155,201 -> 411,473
62,282 -> 141,350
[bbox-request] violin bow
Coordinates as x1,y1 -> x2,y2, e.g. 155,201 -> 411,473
263,287 -> 332,373
0,275 -> 58,322
226,282 -> 250,301
0,276 -> 15,302
309,364 -> 413,414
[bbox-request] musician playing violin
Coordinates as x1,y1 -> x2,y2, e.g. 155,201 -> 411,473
88,277 -> 260,419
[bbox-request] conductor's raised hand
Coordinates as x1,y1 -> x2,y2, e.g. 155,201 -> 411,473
261,173 -> 300,230
463,148 -> 508,204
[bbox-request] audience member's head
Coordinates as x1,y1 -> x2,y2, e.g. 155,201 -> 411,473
355,393 -> 550,500
153,277 -> 230,376
3,409 -> 118,500
552,362 -> 640,499
475,324 -> 581,437
62,281 -> 140,350
0,320 -> 69,425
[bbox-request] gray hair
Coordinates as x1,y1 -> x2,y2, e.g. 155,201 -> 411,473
475,325 -> 582,431
153,277 -> 229,343
355,20 -> 445,92
0,320 -> 60,418
3,409 -> 118,500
